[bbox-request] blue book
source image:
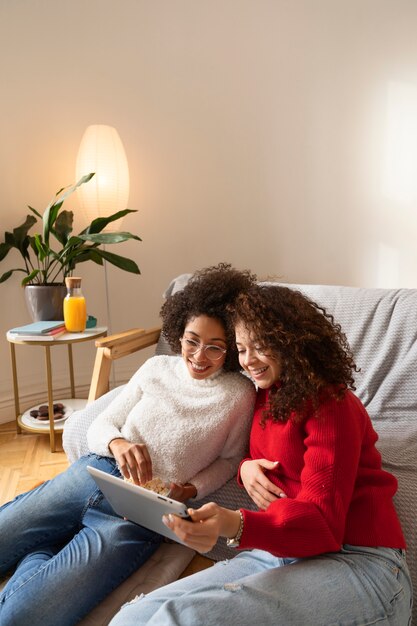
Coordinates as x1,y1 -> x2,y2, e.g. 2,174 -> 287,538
9,321 -> 66,335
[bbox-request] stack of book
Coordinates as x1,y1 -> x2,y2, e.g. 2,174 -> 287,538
7,321 -> 67,341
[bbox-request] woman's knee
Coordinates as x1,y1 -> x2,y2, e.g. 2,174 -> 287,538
110,595 -> 149,626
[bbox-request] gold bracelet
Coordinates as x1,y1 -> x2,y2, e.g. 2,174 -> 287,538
226,510 -> 244,548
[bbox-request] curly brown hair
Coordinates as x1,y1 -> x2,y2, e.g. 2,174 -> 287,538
230,284 -> 358,423
160,263 -> 257,372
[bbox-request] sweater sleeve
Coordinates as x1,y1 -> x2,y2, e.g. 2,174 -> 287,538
190,382 -> 256,499
238,393 -> 367,557
87,366 -> 145,456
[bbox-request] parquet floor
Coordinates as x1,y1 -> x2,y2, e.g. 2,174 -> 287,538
0,421 -> 69,506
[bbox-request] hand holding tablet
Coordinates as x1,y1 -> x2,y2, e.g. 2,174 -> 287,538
87,465 -> 191,544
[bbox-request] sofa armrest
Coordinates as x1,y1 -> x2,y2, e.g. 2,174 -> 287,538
88,326 -> 161,402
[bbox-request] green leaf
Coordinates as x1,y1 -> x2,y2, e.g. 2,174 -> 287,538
27,205 -> 43,219
1,216 -> 37,253
29,236 -> 40,258
84,209 -> 137,234
33,234 -> 48,262
94,248 -> 140,274
69,248 -> 104,267
0,242 -> 12,262
52,210 -> 74,245
1,216 -> 37,262
57,238 -> 95,268
78,231 -> 142,244
4,232 -> 15,246
13,216 -> 37,246
64,235 -> 88,248
43,200 -> 63,246
54,186 -> 68,197
42,173 -> 95,244
0,269 -> 14,283
22,269 -> 40,285
0,268 -> 27,283
48,173 -> 95,211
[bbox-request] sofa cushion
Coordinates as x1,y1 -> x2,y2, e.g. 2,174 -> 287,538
63,385 -> 125,464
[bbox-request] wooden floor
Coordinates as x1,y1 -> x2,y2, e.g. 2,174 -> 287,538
0,421 -> 69,506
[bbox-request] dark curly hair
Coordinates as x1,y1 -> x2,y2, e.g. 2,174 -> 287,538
160,263 -> 257,372
229,284 -> 359,423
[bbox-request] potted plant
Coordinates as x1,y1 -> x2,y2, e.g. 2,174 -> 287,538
0,173 -> 142,320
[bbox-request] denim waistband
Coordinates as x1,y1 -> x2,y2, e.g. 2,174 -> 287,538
342,544 -> 407,564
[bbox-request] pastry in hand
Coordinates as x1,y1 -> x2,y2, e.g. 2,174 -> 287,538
124,475 -> 169,496
142,477 -> 170,496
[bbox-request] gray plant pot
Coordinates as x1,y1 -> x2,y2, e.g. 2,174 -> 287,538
24,284 -> 67,321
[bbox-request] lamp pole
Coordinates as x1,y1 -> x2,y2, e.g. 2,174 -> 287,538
76,124 -> 130,390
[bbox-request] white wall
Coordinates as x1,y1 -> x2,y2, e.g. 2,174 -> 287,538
1,0 -> 417,423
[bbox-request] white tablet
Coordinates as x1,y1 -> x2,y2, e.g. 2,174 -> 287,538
87,465 -> 191,544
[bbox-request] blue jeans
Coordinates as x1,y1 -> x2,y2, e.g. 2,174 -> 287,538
0,454 -> 162,626
110,546 -> 413,626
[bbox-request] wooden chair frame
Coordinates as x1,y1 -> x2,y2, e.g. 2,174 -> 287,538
88,326 -> 162,402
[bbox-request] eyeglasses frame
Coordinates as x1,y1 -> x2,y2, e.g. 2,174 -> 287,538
180,337 -> 227,361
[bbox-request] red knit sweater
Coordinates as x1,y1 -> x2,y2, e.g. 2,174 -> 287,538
237,387 -> 405,557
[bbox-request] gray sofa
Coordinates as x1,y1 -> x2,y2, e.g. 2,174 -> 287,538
63,280 -> 417,625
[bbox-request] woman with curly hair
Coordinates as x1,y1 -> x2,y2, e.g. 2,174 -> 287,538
0,264 -> 256,626
111,283 -> 412,626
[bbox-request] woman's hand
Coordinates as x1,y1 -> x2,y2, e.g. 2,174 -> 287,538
109,438 -> 152,485
240,459 -> 286,510
168,483 -> 197,502
162,503 -> 241,553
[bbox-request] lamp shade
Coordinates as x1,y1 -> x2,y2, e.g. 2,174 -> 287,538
75,125 -> 130,225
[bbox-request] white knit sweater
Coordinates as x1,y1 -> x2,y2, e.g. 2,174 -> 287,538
87,355 -> 256,498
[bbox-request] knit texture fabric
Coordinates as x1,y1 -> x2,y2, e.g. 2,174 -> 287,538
238,387 -> 405,556
87,355 -> 256,499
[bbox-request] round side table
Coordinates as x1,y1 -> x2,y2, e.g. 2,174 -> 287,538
6,327 -> 107,452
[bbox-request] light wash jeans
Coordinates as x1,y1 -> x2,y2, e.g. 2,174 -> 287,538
0,454 -> 162,626
110,545 -> 412,626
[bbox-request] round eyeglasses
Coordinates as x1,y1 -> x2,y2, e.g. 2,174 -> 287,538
180,337 -> 227,361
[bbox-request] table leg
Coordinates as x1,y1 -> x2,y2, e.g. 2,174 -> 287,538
44,345 -> 56,453
9,342 -> 22,434
67,344 -> 75,398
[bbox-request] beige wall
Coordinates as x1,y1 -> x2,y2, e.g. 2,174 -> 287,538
1,0 -> 417,423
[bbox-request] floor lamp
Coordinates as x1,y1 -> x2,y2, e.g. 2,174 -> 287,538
75,124 -> 130,387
